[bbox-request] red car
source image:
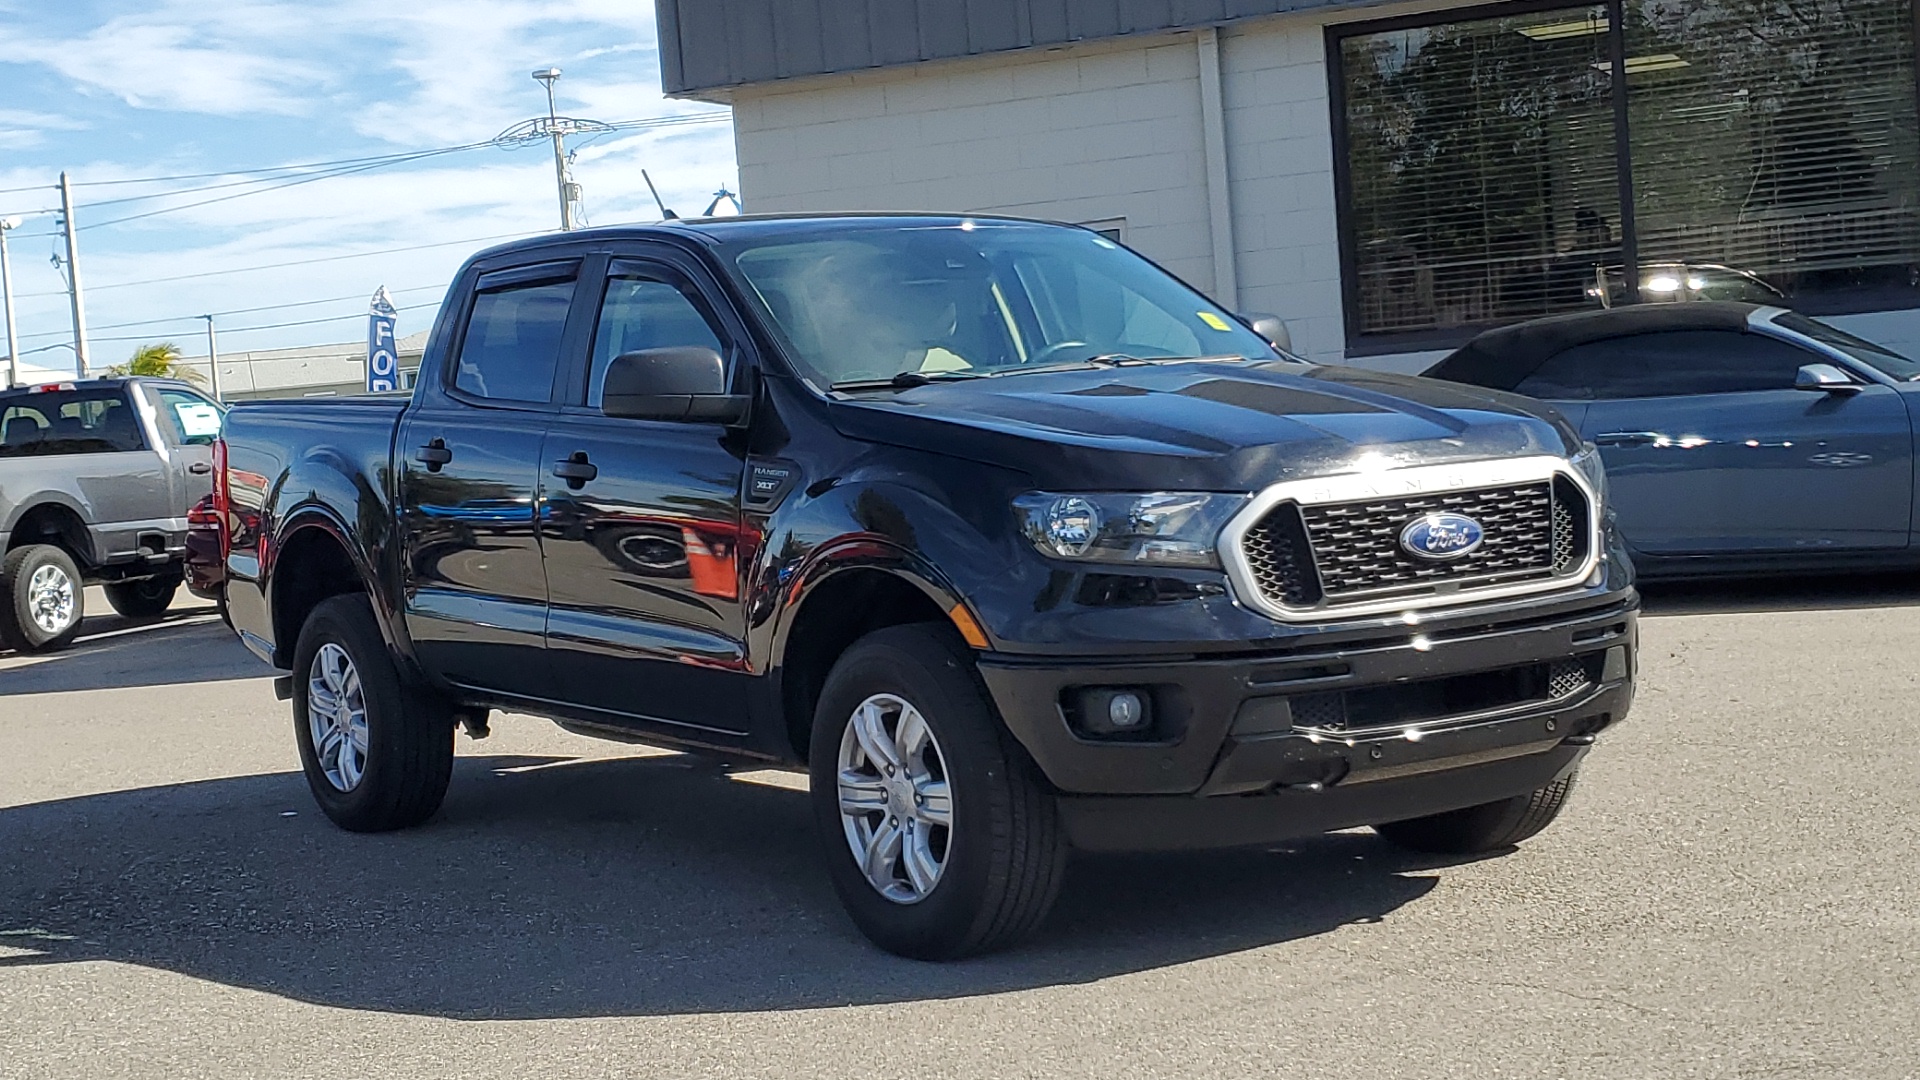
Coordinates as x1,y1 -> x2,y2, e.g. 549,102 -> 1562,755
183,493 -> 228,625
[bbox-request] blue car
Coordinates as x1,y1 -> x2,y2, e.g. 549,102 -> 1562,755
1425,303 -> 1920,578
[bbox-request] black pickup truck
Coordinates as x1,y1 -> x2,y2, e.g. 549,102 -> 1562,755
221,215 -> 1636,959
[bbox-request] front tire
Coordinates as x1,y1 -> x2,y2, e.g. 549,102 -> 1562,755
104,573 -> 180,619
809,623 -> 1066,960
291,594 -> 455,832
0,544 -> 84,653
1373,771 -> 1580,855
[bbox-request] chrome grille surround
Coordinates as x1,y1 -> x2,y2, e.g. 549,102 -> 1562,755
1218,456 -> 1602,623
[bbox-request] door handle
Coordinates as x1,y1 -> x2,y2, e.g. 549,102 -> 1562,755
1592,431 -> 1662,447
415,439 -> 453,471
551,452 -> 598,489
188,461 -> 212,475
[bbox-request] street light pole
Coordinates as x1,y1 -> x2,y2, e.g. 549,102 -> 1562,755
533,68 -> 574,231
0,217 -> 21,389
58,171 -> 90,378
202,315 -> 223,402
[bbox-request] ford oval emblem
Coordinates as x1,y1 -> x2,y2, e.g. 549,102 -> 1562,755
1400,513 -> 1485,561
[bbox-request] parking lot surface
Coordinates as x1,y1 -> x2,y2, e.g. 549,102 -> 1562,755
3,582 -> 1916,1079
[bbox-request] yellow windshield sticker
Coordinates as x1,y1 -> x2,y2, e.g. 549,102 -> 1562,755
1198,312 -> 1232,332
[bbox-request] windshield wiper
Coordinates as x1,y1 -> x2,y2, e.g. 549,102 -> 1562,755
988,353 -> 1248,378
830,370 -> 984,392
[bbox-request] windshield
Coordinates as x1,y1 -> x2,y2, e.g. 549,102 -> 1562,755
722,221 -> 1282,387
1775,312 -> 1920,380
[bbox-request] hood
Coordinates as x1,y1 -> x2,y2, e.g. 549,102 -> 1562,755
827,360 -> 1579,490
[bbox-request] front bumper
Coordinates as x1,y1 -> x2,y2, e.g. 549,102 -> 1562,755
974,595 -> 1635,847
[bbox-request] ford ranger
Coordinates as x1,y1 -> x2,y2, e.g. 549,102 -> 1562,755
219,216 -> 1637,959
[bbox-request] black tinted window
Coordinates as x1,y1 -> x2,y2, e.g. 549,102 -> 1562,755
586,273 -> 725,407
1516,330 -> 1817,400
0,391 -> 144,457
454,279 -> 574,402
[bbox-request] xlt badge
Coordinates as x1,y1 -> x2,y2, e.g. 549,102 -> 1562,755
745,459 -> 800,511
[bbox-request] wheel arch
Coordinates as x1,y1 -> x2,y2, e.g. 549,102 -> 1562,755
4,496 -> 97,568
267,508 -> 404,669
769,543 -> 982,761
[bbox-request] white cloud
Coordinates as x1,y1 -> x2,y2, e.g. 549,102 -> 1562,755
0,108 -> 71,149
9,4 -> 336,116
1,0 -> 743,379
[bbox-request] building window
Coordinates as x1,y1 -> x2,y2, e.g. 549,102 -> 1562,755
1331,0 -> 1920,346
1078,218 -> 1128,244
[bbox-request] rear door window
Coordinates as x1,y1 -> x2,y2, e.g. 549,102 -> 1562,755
1517,330 -> 1818,400
453,269 -> 577,404
0,390 -> 146,457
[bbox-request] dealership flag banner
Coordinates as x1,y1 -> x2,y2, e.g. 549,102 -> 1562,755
367,287 -> 398,393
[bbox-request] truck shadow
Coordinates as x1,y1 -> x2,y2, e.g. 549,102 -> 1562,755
0,606 -> 261,695
1638,571 -> 1920,616
0,752 -> 1452,1019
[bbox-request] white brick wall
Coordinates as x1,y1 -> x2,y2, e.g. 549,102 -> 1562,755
1220,15 -> 1348,363
733,35 -> 1225,299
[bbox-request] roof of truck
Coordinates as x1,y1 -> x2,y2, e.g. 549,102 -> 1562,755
467,213 -> 1081,261
0,375 -> 200,398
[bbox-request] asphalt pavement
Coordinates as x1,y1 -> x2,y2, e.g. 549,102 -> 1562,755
1,581 -> 1916,1079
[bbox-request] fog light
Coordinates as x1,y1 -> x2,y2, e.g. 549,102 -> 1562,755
1070,687 -> 1154,738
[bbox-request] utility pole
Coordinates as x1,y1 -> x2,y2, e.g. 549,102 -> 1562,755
494,70 -> 609,232
0,217 -> 20,389
534,68 -> 574,231
202,315 -> 224,402
58,172 -> 89,378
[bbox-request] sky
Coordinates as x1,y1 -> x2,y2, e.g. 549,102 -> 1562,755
0,0 -> 738,381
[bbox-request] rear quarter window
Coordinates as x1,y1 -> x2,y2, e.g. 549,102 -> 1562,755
0,391 -> 146,457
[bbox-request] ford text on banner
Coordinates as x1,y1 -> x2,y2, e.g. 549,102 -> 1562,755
367,287 -> 398,393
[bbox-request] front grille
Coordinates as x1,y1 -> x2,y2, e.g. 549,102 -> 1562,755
1289,654 -> 1601,734
1239,477 -> 1590,612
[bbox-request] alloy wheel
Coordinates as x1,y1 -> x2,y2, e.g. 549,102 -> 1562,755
836,693 -> 954,904
27,564 -> 75,636
307,642 -> 370,792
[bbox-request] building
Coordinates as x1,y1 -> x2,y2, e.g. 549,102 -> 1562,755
656,0 -> 1920,371
173,331 -> 428,400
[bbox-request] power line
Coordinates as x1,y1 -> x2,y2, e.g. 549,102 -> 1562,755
13,231 -> 538,299
74,113 -> 728,231
8,112 -> 728,206
80,149 -> 482,231
18,300 -> 441,354
77,148 -> 494,210
11,283 -> 449,341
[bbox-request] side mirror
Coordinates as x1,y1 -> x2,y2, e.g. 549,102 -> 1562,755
1238,312 -> 1292,353
1794,363 -> 1861,394
601,347 -> 750,424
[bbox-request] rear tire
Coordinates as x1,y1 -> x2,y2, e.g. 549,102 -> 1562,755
1373,771 -> 1580,855
809,623 -> 1067,960
104,573 -> 180,619
291,594 -> 455,832
0,544 -> 85,653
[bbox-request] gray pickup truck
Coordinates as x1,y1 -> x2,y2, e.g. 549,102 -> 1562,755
0,376 -> 225,651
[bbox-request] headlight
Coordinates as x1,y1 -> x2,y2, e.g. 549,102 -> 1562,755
1014,492 -> 1249,567
1570,442 -> 1608,507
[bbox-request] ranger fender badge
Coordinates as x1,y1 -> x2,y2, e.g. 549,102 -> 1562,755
1399,513 -> 1485,561
745,459 -> 800,511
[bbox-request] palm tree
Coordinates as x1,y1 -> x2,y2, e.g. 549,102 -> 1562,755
110,342 -> 204,383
